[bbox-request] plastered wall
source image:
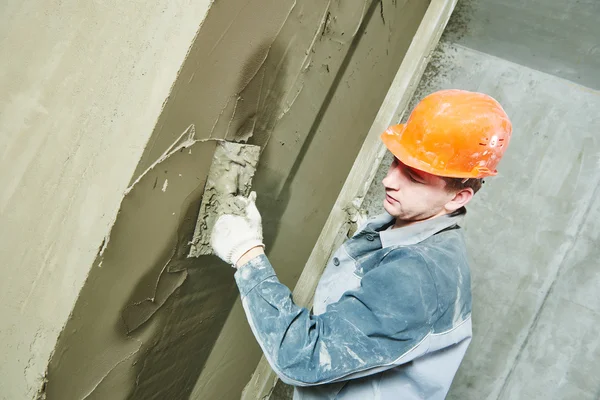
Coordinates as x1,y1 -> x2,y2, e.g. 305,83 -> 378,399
41,0 -> 430,399
0,1 -> 210,399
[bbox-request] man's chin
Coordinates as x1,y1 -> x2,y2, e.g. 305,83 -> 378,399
383,198 -> 401,217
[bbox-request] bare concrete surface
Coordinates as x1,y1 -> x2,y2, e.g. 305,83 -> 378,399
359,1 -> 600,398
0,1 -> 210,399
444,0 -> 600,90
367,43 -> 600,400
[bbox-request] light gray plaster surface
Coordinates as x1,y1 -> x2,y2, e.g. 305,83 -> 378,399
444,0 -> 600,90
363,40 -> 600,400
0,1 -> 212,398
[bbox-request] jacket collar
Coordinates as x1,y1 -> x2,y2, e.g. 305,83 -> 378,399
367,208 -> 466,248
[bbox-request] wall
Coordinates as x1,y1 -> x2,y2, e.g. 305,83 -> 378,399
41,0 -> 430,399
0,1 -> 210,399
362,1 -> 600,398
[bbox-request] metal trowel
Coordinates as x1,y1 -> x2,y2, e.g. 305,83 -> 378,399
188,141 -> 261,257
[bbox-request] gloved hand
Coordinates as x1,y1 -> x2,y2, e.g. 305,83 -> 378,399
211,191 -> 264,266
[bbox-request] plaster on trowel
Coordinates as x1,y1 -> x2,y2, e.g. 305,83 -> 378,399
188,141 -> 261,257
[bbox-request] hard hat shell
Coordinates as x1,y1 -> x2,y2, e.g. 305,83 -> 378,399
381,89 -> 512,178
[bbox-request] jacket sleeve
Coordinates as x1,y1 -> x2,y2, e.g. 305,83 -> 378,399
234,251 -> 438,386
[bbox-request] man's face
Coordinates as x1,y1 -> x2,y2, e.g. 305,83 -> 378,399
382,157 -> 457,222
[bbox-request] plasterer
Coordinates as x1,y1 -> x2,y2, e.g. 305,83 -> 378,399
209,90 -> 513,399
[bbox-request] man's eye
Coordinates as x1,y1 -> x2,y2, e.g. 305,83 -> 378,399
408,174 -> 421,184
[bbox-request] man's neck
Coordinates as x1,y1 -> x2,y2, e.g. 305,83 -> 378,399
392,209 -> 451,230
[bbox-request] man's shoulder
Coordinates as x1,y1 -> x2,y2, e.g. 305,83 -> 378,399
382,228 -> 466,261
381,231 -> 470,282
416,225 -> 468,255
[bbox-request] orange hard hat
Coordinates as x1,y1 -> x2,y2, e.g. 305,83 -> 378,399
381,89 -> 512,178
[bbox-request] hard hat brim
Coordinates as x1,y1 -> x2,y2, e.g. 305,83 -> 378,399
380,126 -> 497,179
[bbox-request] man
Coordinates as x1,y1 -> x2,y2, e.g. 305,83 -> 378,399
211,89 -> 512,399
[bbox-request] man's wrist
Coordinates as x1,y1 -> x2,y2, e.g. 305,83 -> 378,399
235,246 -> 265,268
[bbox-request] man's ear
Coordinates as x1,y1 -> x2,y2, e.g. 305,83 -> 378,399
444,188 -> 474,212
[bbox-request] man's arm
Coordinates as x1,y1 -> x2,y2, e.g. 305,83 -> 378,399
210,192 -> 439,386
234,251 -> 438,386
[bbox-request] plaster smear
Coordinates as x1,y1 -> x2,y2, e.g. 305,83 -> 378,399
45,133 -> 231,400
131,0 -> 298,178
189,141 -> 261,257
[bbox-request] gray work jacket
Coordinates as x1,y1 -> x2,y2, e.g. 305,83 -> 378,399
235,209 -> 472,399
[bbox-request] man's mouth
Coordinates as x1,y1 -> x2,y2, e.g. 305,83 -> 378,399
385,193 -> 398,204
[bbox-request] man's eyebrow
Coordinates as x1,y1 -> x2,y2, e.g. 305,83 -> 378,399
406,165 -> 428,181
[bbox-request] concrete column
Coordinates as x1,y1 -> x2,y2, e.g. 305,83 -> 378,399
0,1 -> 211,398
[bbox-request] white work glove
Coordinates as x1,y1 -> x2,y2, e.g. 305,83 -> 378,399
211,191 -> 264,266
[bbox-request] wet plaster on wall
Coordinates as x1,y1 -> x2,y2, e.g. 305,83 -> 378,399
44,0 -> 429,399
131,0 -> 298,178
45,128 -> 242,400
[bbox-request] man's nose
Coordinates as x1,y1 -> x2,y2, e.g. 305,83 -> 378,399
382,168 -> 401,190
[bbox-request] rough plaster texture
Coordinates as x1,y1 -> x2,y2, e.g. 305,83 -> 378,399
42,1 -> 430,399
0,1 -> 210,399
359,1 -> 600,397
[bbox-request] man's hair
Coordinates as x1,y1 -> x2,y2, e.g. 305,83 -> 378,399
442,177 -> 484,194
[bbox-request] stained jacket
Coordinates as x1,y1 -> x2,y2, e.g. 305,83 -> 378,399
234,209 -> 473,399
